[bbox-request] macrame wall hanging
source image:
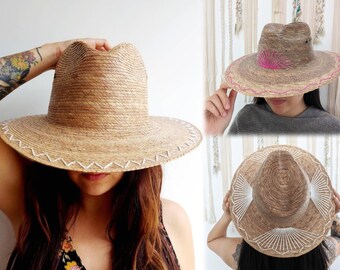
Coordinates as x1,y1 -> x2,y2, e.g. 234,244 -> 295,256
297,0 -> 325,45
292,0 -> 302,22
205,1 -> 218,222
221,136 -> 232,200
328,0 -> 340,118
324,135 -> 331,178
204,0 -> 217,99
243,0 -> 258,54
243,136 -> 254,158
286,136 -> 297,147
212,136 -> 221,174
307,136 -> 316,156
313,0 -> 325,45
243,0 -> 258,103
221,0 -> 226,75
257,135 -> 264,149
227,0 -> 233,65
235,0 -> 243,34
216,0 -> 234,222
206,136 -> 217,223
272,0 -> 286,23
204,0 -> 249,223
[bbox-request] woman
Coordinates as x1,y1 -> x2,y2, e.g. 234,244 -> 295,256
205,22 -> 340,135
0,39 -> 201,269
207,145 -> 340,270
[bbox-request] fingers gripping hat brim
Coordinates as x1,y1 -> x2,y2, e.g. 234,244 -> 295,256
230,145 -> 335,258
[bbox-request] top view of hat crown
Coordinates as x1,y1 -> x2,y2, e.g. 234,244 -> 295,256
252,150 -> 310,227
230,145 -> 335,257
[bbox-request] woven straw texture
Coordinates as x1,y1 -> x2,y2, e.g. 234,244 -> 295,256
225,22 -> 340,97
0,42 -> 202,172
230,145 -> 335,258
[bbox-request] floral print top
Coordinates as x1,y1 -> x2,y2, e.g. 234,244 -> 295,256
57,204 -> 180,269
58,235 -> 85,270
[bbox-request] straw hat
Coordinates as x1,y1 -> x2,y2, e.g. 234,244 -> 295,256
225,22 -> 340,97
230,145 -> 335,257
0,42 -> 202,172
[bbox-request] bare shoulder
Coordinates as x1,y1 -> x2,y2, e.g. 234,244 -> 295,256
160,198 -> 192,241
160,198 -> 195,270
161,198 -> 190,227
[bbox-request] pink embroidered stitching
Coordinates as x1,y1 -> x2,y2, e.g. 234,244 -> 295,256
257,50 -> 292,69
226,55 -> 340,95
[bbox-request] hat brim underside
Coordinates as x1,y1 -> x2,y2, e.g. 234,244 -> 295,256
225,51 -> 340,97
230,145 -> 334,258
0,116 -> 202,172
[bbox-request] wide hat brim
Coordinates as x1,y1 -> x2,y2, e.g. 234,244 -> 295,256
225,51 -> 340,97
230,145 -> 335,258
0,115 -> 201,172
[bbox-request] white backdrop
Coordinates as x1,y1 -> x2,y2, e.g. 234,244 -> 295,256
0,1 -> 204,269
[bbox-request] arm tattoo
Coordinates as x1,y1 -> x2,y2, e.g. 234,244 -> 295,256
36,47 -> 42,61
232,243 -> 242,268
0,50 -> 39,100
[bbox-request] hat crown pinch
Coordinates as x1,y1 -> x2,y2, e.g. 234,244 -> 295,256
253,150 -> 310,225
47,41 -> 148,132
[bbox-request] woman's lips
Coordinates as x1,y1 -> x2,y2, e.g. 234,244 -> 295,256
267,98 -> 286,106
81,173 -> 109,181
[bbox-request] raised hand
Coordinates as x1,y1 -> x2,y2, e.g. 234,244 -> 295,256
205,84 -> 238,135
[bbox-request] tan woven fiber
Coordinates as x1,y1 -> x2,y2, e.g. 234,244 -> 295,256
0,42 -> 202,172
230,145 -> 335,258
225,22 -> 340,97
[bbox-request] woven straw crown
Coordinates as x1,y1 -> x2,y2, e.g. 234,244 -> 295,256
0,42 -> 202,172
252,151 -> 310,227
49,42 -> 149,134
256,22 -> 314,70
230,145 -> 334,257
225,22 -> 340,97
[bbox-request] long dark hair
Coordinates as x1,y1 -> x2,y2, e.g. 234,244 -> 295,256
253,89 -> 326,111
237,240 -> 329,270
7,162 -> 167,270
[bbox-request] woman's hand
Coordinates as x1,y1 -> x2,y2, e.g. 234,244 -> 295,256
0,38 -> 112,100
207,189 -> 242,269
205,84 -> 238,136
222,190 -> 232,219
47,38 -> 112,69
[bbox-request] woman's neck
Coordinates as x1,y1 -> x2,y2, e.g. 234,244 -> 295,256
68,190 -> 114,239
80,190 -> 113,216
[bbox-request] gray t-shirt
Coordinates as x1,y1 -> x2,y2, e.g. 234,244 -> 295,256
228,103 -> 340,134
